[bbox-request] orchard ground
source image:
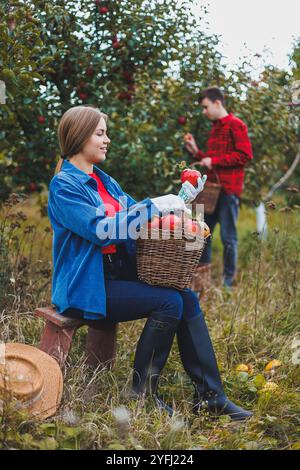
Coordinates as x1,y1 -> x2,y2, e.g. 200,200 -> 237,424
0,194 -> 299,450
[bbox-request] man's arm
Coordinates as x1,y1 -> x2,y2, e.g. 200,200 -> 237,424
184,134 -> 206,160
211,122 -> 253,167
194,148 -> 206,160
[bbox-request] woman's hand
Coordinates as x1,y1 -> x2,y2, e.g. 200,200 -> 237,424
179,175 -> 207,203
151,194 -> 191,216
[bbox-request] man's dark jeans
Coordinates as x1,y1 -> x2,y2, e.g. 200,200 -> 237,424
200,190 -> 240,286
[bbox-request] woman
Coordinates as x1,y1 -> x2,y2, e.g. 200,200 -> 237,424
48,105 -> 252,421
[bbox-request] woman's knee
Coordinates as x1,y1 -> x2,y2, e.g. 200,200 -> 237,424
182,288 -> 200,306
181,288 -> 204,321
155,289 -> 184,321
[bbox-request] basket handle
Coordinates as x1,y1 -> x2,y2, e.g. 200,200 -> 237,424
189,161 -> 220,184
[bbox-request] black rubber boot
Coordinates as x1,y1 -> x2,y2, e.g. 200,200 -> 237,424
177,314 -> 252,421
131,313 -> 180,417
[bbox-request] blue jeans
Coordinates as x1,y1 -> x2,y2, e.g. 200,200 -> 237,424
63,244 -> 203,323
200,191 -> 240,285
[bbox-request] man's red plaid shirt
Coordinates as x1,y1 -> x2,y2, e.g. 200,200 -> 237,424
194,113 -> 253,197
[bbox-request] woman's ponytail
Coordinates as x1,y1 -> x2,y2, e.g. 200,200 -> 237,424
54,158 -> 64,175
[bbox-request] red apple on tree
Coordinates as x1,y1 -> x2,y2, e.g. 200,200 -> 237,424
77,82 -> 86,88
37,115 -> 45,124
117,91 -> 127,100
178,116 -> 186,125
117,91 -> 132,101
112,40 -> 121,49
78,92 -> 88,100
63,61 -> 72,75
28,182 -> 37,192
85,66 -> 94,77
99,6 -> 109,14
122,71 -> 134,83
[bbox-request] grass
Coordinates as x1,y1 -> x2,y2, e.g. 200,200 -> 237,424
0,193 -> 299,450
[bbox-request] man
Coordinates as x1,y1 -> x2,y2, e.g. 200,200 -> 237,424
185,87 -> 253,288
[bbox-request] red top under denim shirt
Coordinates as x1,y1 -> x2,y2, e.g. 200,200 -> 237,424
194,113 -> 253,197
88,172 -> 121,254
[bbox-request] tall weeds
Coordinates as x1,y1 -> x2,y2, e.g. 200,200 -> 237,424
0,195 -> 299,450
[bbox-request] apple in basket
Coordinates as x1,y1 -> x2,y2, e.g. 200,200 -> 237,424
147,215 -> 161,230
201,223 -> 210,238
161,214 -> 182,231
180,168 -> 202,187
184,217 -> 201,236
196,220 -> 211,238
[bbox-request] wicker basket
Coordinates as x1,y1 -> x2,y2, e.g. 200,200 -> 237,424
136,225 -> 208,291
190,263 -> 212,299
190,162 -> 222,215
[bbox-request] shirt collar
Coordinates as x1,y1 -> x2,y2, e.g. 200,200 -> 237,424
62,159 -> 110,185
213,113 -> 232,126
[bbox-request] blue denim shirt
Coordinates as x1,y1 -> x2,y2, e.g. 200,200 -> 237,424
48,160 -> 159,319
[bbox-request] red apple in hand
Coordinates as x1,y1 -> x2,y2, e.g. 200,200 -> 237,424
161,214 -> 182,231
184,133 -> 193,142
181,168 -> 202,187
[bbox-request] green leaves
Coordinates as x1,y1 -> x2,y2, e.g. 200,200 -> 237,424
0,0 -> 298,203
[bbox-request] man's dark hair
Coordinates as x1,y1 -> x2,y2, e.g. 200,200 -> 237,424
198,87 -> 225,106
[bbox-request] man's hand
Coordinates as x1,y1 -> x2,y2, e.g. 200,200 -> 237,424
200,157 -> 212,170
184,134 -> 199,156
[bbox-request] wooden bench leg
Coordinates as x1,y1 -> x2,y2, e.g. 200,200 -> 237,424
85,322 -> 118,369
39,320 -> 78,367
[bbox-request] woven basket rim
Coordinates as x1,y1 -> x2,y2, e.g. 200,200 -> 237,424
139,224 -> 210,240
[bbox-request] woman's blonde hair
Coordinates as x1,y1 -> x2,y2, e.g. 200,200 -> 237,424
55,105 -> 108,174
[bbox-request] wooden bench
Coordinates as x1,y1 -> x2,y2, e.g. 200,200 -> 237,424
35,306 -> 118,369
